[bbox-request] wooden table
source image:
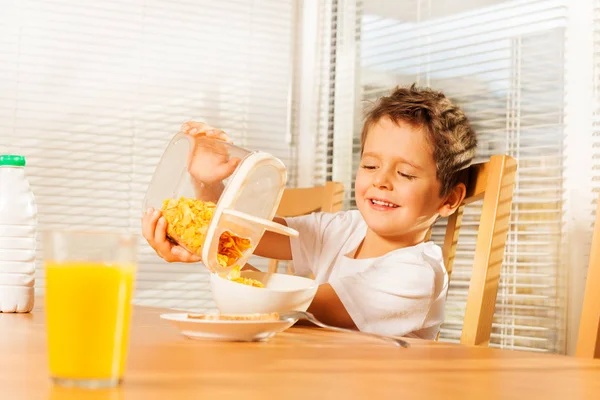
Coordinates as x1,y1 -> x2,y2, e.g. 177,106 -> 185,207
2,303 -> 600,399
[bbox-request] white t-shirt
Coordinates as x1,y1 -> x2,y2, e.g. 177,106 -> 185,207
285,210 -> 448,340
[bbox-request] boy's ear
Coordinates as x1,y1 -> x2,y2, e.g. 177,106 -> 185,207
438,183 -> 466,218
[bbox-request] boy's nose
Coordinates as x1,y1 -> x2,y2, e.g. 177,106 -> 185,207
373,170 -> 393,190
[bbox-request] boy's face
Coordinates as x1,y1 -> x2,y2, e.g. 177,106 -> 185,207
355,117 -> 447,242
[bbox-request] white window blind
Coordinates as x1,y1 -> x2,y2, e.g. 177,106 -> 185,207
294,0 -> 334,187
300,0 -> 362,196
0,0 -> 296,312
322,0 -> 568,352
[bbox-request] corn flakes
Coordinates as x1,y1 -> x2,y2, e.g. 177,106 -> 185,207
161,197 -> 263,287
161,197 -> 252,268
227,265 -> 264,288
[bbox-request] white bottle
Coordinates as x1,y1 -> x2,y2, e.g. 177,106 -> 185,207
0,154 -> 36,312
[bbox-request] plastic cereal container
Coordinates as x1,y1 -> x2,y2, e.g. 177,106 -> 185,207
143,131 -> 297,275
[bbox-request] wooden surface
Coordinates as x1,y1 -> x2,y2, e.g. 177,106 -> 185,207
577,196 -> 600,358
276,181 -> 344,217
442,204 -> 463,281
269,181 -> 344,273
2,303 -> 600,399
462,155 -> 517,346
441,155 -> 517,347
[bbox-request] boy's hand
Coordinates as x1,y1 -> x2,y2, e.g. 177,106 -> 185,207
180,121 -> 240,187
141,207 -> 201,263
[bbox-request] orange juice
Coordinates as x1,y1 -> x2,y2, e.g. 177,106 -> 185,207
45,262 -> 135,380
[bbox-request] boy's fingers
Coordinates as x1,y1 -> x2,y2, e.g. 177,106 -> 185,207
171,246 -> 201,263
214,157 -> 240,180
154,216 -> 168,243
181,121 -> 214,137
206,129 -> 233,143
180,122 -> 232,145
141,208 -> 160,243
153,218 -> 176,258
230,157 -> 241,168
141,208 -> 199,264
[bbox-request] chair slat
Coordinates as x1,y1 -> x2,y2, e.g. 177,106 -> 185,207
576,197 -> 600,358
459,155 -> 517,346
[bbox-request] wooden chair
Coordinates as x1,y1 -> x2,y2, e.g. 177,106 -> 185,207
441,154 -> 517,346
267,181 -> 344,274
576,197 -> 600,359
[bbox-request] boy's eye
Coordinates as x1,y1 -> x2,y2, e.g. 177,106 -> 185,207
398,172 -> 416,180
361,164 -> 377,170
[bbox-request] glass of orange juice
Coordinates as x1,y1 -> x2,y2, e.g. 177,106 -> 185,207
44,231 -> 137,389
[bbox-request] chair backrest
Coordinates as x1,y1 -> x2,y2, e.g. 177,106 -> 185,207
276,181 -> 345,217
443,154 -> 517,346
576,197 -> 600,359
267,181 -> 344,273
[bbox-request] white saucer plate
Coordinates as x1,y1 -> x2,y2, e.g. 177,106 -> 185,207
160,313 -> 297,342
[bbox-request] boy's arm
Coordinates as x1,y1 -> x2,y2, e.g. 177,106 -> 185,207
307,284 -> 357,329
238,264 -> 356,329
252,217 -> 293,261
249,216 -> 356,329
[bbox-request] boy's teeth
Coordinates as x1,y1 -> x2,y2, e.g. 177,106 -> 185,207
371,199 -> 398,208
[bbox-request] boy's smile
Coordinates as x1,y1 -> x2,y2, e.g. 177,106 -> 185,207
367,197 -> 399,210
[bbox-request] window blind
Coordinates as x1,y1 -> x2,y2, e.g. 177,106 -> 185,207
327,0 -> 568,352
293,0 -> 335,187
302,0 -> 362,200
0,0 -> 296,312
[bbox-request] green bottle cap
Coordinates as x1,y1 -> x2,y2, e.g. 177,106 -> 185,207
0,155 -> 26,167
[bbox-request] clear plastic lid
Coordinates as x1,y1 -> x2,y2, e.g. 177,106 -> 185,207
143,132 -> 297,275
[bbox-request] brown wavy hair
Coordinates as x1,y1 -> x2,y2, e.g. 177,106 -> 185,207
361,84 -> 477,197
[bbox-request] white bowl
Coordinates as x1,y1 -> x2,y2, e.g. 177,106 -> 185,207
210,271 -> 318,314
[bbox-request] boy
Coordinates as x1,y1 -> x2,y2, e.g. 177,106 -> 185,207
142,84 -> 477,339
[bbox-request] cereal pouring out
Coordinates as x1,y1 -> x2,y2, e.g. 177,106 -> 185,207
161,197 -> 262,287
